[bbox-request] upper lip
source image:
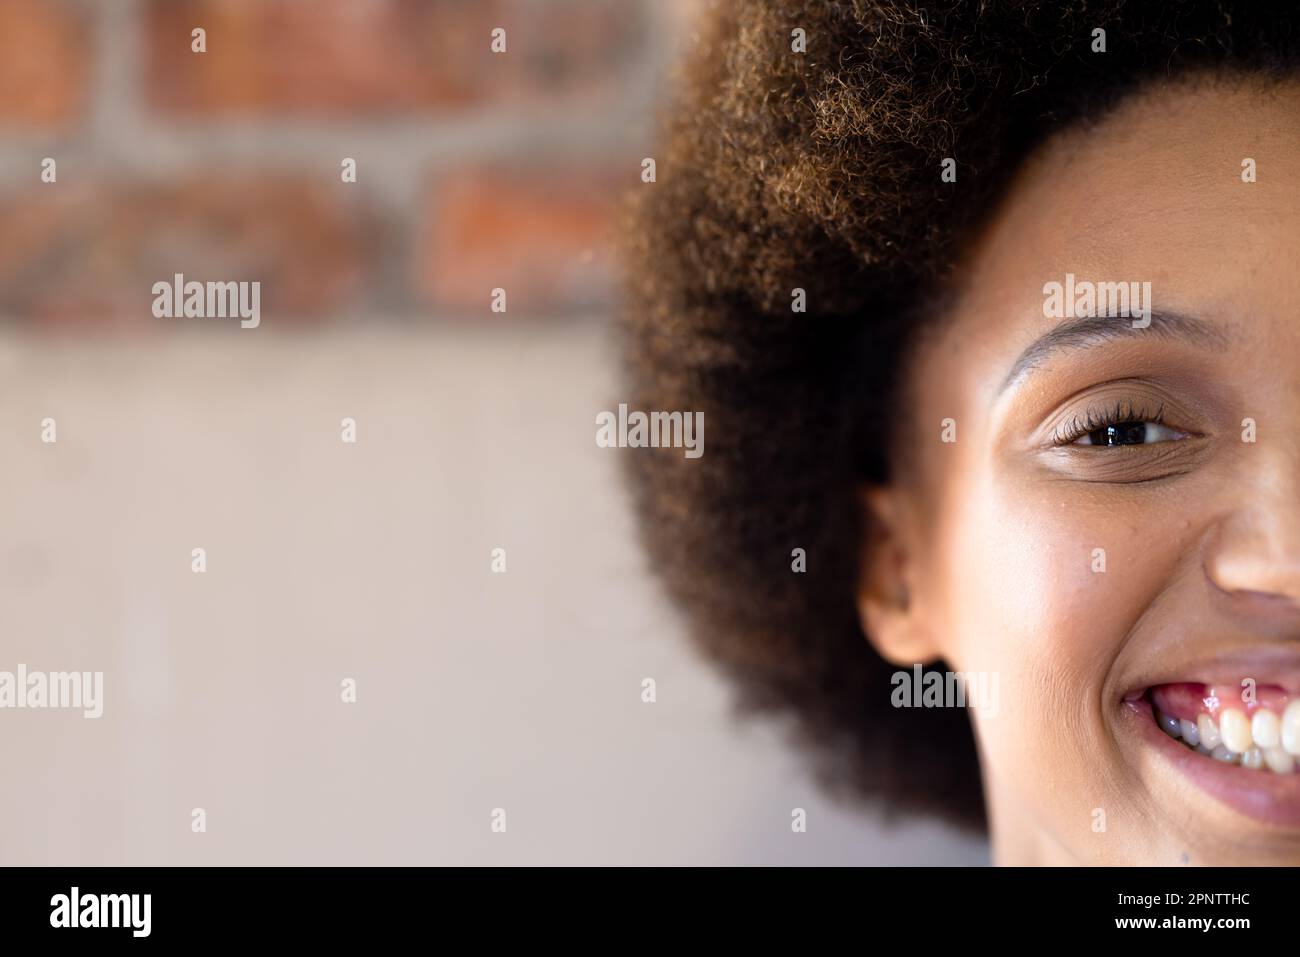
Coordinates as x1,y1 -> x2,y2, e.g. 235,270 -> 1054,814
1120,645 -> 1300,701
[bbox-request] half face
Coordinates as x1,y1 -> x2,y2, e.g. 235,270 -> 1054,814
887,77 -> 1300,864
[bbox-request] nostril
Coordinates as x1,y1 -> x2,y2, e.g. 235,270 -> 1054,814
1228,589 -> 1300,612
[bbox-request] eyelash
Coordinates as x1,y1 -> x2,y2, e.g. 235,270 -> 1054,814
1052,399 -> 1167,446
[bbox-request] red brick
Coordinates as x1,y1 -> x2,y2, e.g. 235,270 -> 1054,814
0,176 -> 373,327
144,0 -> 644,117
418,165 -> 623,316
0,0 -> 91,129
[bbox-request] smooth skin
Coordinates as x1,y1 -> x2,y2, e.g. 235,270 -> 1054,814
859,77 -> 1300,865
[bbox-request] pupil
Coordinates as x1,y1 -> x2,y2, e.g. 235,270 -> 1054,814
1090,422 -> 1146,446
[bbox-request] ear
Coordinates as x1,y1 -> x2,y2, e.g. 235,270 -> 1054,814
857,486 -> 941,666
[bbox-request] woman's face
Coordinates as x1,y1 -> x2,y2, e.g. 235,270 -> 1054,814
886,78 -> 1300,864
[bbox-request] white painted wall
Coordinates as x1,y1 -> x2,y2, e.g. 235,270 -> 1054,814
0,323 -> 988,865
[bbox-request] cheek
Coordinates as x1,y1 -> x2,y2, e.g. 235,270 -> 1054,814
924,463 -> 1178,826
930,468 -> 1151,685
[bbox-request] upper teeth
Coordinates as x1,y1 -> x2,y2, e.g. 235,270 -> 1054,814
1156,699 -> 1300,775
1252,709 -> 1281,749
1220,709 -> 1252,753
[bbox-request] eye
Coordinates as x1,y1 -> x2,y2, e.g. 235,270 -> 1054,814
1073,420 -> 1188,447
1052,398 -> 1195,448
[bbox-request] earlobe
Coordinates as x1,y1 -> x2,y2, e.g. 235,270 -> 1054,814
857,486 -> 941,666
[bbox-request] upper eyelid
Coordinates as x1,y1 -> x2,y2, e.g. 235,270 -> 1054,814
1016,375 -> 1226,455
1050,398 -> 1168,444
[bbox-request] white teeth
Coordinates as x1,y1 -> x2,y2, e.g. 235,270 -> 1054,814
1252,709 -> 1281,750
1157,704 -> 1299,774
1283,700 -> 1300,756
1264,747 -> 1296,775
1220,709 -> 1253,753
1198,713 -> 1222,750
1157,709 -> 1181,738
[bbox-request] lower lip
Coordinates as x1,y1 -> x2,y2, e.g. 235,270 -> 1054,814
1122,696 -> 1300,827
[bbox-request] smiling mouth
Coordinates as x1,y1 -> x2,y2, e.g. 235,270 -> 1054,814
1123,679 -> 1300,827
1145,683 -> 1300,775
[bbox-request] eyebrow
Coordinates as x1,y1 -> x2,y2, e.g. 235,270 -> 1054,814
998,311 -> 1229,396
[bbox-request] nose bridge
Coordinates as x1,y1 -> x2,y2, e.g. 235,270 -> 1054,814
1204,439 -> 1300,604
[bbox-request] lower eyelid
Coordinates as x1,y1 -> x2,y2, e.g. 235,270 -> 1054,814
1034,439 -> 1212,483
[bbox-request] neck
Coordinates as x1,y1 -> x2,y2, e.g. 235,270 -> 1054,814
985,775 -> 1078,866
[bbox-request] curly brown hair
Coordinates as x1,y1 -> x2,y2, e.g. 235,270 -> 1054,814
621,0 -> 1300,831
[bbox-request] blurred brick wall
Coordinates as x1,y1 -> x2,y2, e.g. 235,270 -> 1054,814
0,0 -> 688,328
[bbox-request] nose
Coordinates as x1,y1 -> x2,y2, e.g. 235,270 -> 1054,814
1205,456 -> 1300,608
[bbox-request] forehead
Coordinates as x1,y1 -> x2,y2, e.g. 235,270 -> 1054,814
931,77 -> 1300,390
987,78 -> 1300,294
